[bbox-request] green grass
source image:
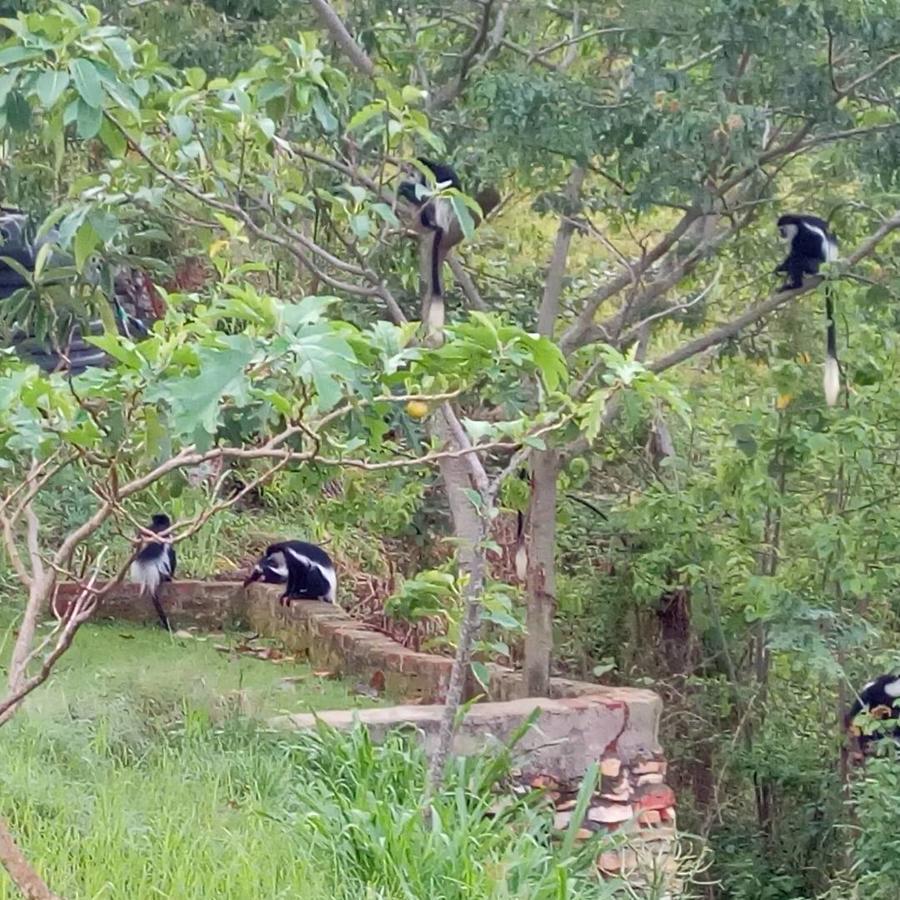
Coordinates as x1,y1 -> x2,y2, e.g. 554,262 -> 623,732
0,617 -> 397,723
0,617 -> 638,899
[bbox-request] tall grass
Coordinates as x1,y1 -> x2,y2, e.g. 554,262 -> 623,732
1,704 -> 631,899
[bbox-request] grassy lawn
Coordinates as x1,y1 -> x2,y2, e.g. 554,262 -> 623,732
0,616 -> 612,899
0,617 -> 389,899
0,616 -> 397,722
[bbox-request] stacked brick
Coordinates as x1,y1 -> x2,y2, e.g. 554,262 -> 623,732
526,754 -> 678,891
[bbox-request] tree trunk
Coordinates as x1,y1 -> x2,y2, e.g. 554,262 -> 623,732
7,577 -> 47,699
522,166 -> 584,697
524,449 -> 559,695
0,818 -> 62,900
423,405 -> 492,794
431,406 -> 482,574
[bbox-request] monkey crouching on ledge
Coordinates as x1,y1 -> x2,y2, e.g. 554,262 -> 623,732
243,540 -> 337,607
397,158 -> 500,341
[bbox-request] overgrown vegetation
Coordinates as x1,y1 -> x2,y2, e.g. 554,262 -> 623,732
0,703 -> 632,899
0,0 -> 898,896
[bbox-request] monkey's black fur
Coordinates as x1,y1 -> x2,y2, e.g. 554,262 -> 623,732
130,513 -> 176,630
774,214 -> 841,406
243,540 -> 337,607
398,158 -> 461,297
846,673 -> 900,754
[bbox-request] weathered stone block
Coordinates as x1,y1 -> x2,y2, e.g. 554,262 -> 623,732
587,803 -> 634,824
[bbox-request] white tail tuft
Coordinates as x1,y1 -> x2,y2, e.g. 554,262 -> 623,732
824,356 -> 841,407
515,542 -> 527,581
130,558 -> 162,596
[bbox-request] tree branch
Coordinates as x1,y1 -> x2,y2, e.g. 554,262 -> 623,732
0,818 -> 61,900
309,0 -> 376,78
649,211 -> 900,374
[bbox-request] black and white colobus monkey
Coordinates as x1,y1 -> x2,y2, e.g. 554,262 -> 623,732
845,673 -> 900,753
514,468 -> 529,582
775,214 -> 841,407
398,158 -> 462,304
397,158 -> 500,337
130,513 -> 176,631
243,540 -> 337,607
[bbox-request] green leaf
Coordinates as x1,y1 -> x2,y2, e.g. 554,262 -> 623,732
0,70 -> 17,106
73,222 -> 100,271
529,337 -> 566,391
450,195 -> 475,239
163,338 -> 255,437
288,328 -> 358,412
185,67 -> 207,90
35,70 -> 69,107
75,97 -> 102,138
280,295 -> 337,328
347,101 -> 385,131
168,113 -> 193,143
0,46 -> 41,67
84,334 -> 142,369
98,117 -> 126,156
471,661 -> 490,691
69,58 -> 103,108
4,91 -> 30,132
481,610 -> 521,631
312,93 -> 337,132
105,36 -> 134,70
371,202 -> 400,227
561,762 -> 599,857
865,284 -> 891,304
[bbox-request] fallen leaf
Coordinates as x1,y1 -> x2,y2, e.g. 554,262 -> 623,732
313,670 -> 339,680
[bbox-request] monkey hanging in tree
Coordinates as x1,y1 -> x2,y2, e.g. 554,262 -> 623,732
397,158 -> 500,342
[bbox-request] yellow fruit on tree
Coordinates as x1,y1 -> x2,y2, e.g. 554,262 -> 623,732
406,400 -> 429,419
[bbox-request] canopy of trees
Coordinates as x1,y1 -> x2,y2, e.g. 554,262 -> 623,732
0,1 -> 899,897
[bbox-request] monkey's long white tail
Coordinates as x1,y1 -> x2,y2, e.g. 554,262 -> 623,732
824,356 -> 841,407
130,558 -> 162,597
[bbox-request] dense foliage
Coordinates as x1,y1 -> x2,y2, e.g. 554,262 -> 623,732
0,0 -> 898,897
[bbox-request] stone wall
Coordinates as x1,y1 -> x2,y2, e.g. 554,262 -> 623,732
53,579 -> 242,630
50,579 -> 680,890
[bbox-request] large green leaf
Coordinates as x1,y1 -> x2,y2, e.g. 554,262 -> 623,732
163,337 -> 255,438
35,70 -> 69,107
287,327 -> 358,412
69,58 -> 102,108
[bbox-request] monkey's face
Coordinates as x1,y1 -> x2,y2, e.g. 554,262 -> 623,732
778,223 -> 797,243
242,564 -> 263,587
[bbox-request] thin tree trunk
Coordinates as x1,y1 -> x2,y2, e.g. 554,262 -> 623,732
7,503 -> 50,713
524,450 -> 558,695
0,818 -> 62,900
425,512 -> 487,789
521,166 -> 584,696
7,578 -> 47,698
425,406 -> 491,794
